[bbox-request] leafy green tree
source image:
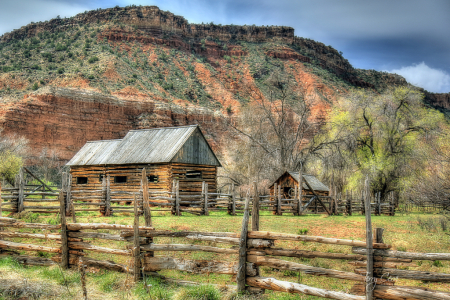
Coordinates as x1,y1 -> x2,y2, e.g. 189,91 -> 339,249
321,87 -> 446,196
0,132 -> 28,184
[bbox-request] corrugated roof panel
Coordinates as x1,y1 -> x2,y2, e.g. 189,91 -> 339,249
66,140 -> 122,166
287,171 -> 330,192
66,125 -> 221,166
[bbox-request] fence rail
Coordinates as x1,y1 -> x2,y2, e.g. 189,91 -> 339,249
1,188 -> 449,299
0,168 -> 396,218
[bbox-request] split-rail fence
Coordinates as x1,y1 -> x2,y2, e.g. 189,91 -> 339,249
0,188 -> 449,299
0,168 -> 396,217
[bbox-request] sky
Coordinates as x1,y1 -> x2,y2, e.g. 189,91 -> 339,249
1,0 -> 449,93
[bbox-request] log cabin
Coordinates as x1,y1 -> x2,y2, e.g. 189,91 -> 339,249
66,125 -> 221,198
270,171 -> 330,198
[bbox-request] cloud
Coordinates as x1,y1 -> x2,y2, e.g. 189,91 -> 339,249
387,62 -> 450,93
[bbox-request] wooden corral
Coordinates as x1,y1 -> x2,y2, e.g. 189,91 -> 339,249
270,171 -> 329,198
67,125 -> 221,199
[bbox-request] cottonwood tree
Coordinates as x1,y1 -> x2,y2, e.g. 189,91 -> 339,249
0,131 -> 28,184
321,87 -> 446,197
223,71 -> 331,186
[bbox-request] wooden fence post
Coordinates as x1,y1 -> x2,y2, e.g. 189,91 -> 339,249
231,183 -> 236,216
67,174 -> 72,217
18,168 -> 24,213
364,177 -> 374,300
101,175 -> 107,215
237,192 -> 250,293
298,173 -> 303,216
141,169 -> 152,226
204,182 -> 209,216
133,193 -> 141,282
378,192 -> 381,216
349,190 -> 353,216
0,181 -> 2,218
176,180 -> 180,216
59,190 -> 69,269
252,182 -> 259,231
106,175 -> 111,216
277,184 -> 282,216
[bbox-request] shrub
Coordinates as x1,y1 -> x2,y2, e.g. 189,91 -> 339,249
297,228 -> 308,235
88,56 -> 99,64
32,82 -> 39,91
433,260 -> 444,267
88,74 -> 95,80
57,67 -> 65,74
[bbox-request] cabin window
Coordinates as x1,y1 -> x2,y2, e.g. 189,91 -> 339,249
186,171 -> 202,179
114,176 -> 127,183
99,175 -> 103,182
77,177 -> 88,184
148,175 -> 158,183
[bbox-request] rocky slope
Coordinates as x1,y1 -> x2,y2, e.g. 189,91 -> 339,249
0,5 -> 444,162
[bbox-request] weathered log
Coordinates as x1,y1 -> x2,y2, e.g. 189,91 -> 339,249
248,231 -> 390,249
140,243 -> 238,254
0,232 -> 61,240
0,222 -> 60,230
68,241 -> 131,256
0,217 -> 17,223
352,247 -> 450,261
66,223 -> 153,231
237,194 -> 251,292
120,230 -> 238,238
253,248 -> 366,261
0,240 -> 61,253
348,261 -> 418,268
82,256 -> 132,273
350,283 -> 450,300
143,256 -> 257,276
355,267 -> 450,282
246,277 -> 364,300
247,255 -> 393,285
68,231 -> 125,241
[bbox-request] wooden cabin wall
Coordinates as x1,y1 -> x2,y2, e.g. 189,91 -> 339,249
70,163 -> 217,198
171,163 -> 217,195
70,164 -> 172,201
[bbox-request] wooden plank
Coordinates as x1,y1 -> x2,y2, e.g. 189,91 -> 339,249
23,167 -> 54,192
303,176 -> 331,215
0,232 -> 61,240
141,169 -> 151,226
246,277 -> 364,300
254,248 -> 366,261
355,268 -> 450,282
68,231 -> 125,241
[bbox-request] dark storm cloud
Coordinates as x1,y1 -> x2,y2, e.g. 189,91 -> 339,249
1,0 -> 449,92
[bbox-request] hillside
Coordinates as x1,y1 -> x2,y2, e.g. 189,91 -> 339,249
0,5 -> 444,162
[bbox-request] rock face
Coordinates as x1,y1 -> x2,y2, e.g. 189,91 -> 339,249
0,87 -> 224,161
424,92 -> 450,110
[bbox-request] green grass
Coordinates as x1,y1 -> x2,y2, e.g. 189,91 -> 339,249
1,209 -> 449,299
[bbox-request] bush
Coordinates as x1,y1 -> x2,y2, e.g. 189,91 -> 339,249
88,56 -> 99,64
57,67 -> 65,74
32,82 -> 39,91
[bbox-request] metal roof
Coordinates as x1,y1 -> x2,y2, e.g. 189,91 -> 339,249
288,171 -> 330,192
66,125 -> 221,166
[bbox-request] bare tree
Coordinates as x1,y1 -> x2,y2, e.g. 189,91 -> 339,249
223,71 -> 331,186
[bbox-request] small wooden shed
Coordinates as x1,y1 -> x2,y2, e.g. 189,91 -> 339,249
66,125 -> 221,197
270,171 -> 330,198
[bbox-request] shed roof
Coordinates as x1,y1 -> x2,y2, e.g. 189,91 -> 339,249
272,171 -> 329,192
66,125 -> 221,166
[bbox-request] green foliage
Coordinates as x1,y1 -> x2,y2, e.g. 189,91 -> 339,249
0,150 -> 23,182
32,82 -> 39,90
297,228 -> 308,235
88,56 -> 99,64
57,67 -> 65,74
433,260 -> 444,267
